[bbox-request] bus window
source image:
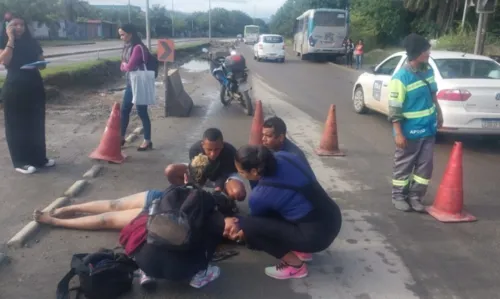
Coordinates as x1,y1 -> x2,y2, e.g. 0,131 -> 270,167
314,11 -> 346,27
303,16 -> 309,31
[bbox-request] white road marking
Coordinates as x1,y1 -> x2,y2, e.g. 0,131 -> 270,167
251,74 -> 420,299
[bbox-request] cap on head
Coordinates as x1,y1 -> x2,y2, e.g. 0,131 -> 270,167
403,33 -> 431,61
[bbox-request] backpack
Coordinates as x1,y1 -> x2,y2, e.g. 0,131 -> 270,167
56,249 -> 138,299
146,184 -> 212,250
146,51 -> 159,78
138,45 -> 159,78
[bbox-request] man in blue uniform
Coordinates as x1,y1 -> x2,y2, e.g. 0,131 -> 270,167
388,33 -> 443,212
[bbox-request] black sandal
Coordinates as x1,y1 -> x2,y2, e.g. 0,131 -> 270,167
137,142 -> 153,152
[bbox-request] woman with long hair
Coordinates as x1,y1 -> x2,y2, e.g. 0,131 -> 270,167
0,15 -> 54,174
225,145 -> 342,280
119,23 -> 153,151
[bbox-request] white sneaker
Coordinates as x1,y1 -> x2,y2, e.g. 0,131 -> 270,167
15,165 -> 37,175
138,269 -> 155,289
45,159 -> 56,167
189,265 -> 220,289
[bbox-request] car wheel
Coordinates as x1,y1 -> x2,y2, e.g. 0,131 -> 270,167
280,58 -> 285,63
353,86 -> 368,114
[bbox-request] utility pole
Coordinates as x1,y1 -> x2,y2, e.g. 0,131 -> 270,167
128,0 -> 131,23
171,0 -> 175,38
461,0 -> 469,29
208,0 -> 212,41
474,0 -> 497,55
145,0 -> 151,50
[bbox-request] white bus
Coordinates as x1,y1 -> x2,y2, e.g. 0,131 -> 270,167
293,8 -> 349,60
244,25 -> 260,44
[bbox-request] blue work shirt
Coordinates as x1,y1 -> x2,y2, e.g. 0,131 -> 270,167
248,151 -> 314,221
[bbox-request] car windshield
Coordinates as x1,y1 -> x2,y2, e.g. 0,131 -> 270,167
434,58 -> 500,79
263,36 -> 283,43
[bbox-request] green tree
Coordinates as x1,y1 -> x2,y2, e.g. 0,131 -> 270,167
0,0 -> 59,23
350,0 -> 408,48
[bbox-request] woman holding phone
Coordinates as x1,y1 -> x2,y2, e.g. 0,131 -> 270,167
0,15 -> 54,174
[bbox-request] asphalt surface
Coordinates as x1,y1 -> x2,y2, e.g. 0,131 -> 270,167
235,44 -> 500,298
0,42 -> 499,299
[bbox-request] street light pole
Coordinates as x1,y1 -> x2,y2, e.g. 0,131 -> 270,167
171,0 -> 175,38
128,0 -> 131,23
145,0 -> 151,49
208,0 -> 212,41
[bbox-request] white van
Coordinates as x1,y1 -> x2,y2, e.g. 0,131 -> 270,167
253,34 -> 286,63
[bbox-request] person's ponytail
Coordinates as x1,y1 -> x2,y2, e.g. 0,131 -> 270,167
236,145 -> 277,177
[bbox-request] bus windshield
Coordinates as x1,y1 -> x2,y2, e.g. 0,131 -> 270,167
314,11 -> 346,27
245,26 -> 259,34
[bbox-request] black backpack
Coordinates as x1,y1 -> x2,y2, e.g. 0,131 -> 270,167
147,184 -> 212,250
146,51 -> 159,78
56,249 -> 138,299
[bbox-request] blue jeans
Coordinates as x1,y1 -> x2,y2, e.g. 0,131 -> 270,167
355,55 -> 363,70
121,84 -> 152,141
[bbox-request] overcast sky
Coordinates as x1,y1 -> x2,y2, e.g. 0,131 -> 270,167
88,0 -> 286,18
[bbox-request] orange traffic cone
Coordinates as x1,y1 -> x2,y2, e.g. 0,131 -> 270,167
249,100 -> 264,145
89,102 -> 127,164
315,104 -> 345,156
426,142 -> 476,223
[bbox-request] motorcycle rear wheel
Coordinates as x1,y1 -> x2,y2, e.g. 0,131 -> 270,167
220,86 -> 230,106
242,90 -> 253,116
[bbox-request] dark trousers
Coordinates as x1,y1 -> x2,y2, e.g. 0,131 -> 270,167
121,84 -> 152,141
240,210 -> 341,259
3,71 -> 48,168
346,53 -> 353,67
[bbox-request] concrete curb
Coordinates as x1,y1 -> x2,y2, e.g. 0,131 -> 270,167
6,163 -> 104,249
83,165 -> 103,179
124,126 -> 144,145
63,180 -> 88,198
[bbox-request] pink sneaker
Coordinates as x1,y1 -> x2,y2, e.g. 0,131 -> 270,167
264,261 -> 308,280
293,251 -> 313,262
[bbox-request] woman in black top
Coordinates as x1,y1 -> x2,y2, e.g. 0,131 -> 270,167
0,15 -> 54,174
343,38 -> 354,68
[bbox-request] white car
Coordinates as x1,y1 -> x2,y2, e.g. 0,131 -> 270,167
253,34 -> 286,63
352,50 -> 500,136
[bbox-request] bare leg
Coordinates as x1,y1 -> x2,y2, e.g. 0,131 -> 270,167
164,163 -> 188,186
281,252 -> 303,267
34,208 -> 142,231
51,192 -> 147,218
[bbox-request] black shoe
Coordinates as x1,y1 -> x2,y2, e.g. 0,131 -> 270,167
137,141 -> 153,152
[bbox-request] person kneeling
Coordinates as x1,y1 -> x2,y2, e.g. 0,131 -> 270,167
225,145 -> 343,280
121,154 -> 236,289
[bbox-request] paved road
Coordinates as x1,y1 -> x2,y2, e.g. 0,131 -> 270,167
235,44 -> 500,298
1,43 -> 499,299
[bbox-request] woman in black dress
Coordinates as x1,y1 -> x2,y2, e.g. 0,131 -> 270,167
0,16 -> 54,174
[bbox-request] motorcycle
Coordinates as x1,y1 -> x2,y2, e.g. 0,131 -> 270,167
202,48 -> 254,116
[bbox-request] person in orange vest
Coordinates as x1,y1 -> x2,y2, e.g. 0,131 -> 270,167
354,39 -> 364,70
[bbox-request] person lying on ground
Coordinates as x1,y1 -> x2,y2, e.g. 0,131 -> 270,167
32,162 -> 243,230
35,154 -> 237,289
165,127 -> 246,200
224,145 -> 342,280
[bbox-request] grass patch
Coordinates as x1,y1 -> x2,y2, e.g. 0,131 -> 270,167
435,31 -> 500,56
363,47 -> 403,66
0,42 -> 209,89
39,40 -> 99,47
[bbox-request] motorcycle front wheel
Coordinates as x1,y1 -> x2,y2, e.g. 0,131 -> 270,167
242,90 -> 254,116
220,86 -> 230,106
